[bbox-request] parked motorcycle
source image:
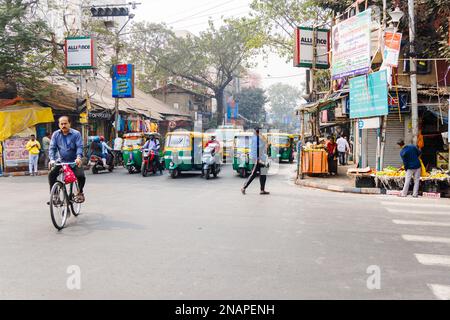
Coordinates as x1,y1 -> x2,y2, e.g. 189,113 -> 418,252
201,145 -> 221,179
89,151 -> 115,174
141,149 -> 162,177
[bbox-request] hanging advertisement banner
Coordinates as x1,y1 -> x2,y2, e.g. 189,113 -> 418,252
383,32 -> 402,67
331,9 -> 372,80
349,70 -> 388,119
112,64 -> 134,98
294,27 -> 330,69
65,37 -> 97,70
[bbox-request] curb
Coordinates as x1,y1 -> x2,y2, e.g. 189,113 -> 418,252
0,170 -> 49,177
295,179 -> 381,194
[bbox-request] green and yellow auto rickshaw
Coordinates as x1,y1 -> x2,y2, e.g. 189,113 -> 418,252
267,133 -> 295,163
232,131 -> 255,178
122,132 -> 144,174
163,131 -> 205,178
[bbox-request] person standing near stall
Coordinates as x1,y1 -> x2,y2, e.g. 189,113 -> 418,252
397,139 -> 422,198
326,136 -> 338,176
26,134 -> 41,176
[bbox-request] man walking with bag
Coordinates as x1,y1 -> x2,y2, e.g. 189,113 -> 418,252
241,128 -> 270,195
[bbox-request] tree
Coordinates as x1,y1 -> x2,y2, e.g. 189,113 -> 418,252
0,0 -> 56,98
267,83 -> 302,131
125,19 -> 264,125
236,87 -> 267,126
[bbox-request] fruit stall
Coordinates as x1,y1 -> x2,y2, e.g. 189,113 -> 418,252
373,166 -> 450,197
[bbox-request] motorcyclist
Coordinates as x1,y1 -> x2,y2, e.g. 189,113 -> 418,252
142,135 -> 162,174
205,135 -> 220,154
100,136 -> 113,167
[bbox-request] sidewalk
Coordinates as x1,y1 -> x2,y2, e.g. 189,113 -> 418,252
295,163 -> 381,195
0,170 -> 49,177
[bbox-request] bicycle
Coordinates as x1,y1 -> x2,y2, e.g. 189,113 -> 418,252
49,162 -> 82,230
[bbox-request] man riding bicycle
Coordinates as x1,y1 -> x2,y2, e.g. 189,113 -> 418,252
48,116 -> 86,203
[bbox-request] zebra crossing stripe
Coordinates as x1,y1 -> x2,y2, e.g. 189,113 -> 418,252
393,220 -> 450,227
382,202 -> 450,209
386,208 -> 450,215
415,254 -> 450,267
428,284 -> 450,300
403,235 -> 450,244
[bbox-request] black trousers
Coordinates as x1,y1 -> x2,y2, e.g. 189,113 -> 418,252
243,161 -> 267,191
48,165 -> 86,192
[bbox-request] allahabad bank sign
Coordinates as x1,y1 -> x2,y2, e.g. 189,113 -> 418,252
65,37 -> 97,70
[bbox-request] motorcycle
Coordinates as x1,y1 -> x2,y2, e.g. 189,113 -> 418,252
201,145 -> 221,179
141,149 -> 162,177
89,151 -> 115,174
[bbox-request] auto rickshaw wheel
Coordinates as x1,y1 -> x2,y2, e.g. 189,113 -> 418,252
239,168 -> 246,178
170,169 -> 179,179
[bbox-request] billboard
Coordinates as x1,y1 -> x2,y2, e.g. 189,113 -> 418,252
112,64 -> 134,98
294,27 -> 330,69
331,9 -> 372,80
349,70 -> 388,119
65,37 -> 97,70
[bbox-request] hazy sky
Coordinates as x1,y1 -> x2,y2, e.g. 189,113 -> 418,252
132,0 -> 306,91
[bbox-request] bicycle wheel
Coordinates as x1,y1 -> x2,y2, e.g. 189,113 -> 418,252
70,182 -> 81,217
50,182 -> 68,230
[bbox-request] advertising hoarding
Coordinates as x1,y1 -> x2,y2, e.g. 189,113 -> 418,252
331,9 -> 372,80
349,70 -> 388,119
383,32 -> 402,67
294,27 -> 330,69
65,37 -> 97,70
112,64 -> 134,98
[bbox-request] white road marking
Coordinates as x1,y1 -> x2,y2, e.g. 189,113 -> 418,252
415,254 -> 450,267
386,208 -> 450,215
403,235 -> 450,244
428,284 -> 450,300
382,202 -> 450,209
393,220 -> 450,227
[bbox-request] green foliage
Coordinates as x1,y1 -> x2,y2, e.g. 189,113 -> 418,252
236,87 -> 267,125
267,82 -> 302,130
0,0 -> 56,98
125,19 -> 263,124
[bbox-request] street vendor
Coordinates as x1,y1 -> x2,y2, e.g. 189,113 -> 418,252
397,139 -> 421,198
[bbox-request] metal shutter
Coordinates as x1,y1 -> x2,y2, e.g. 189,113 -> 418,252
366,129 -> 378,168
383,115 -> 405,168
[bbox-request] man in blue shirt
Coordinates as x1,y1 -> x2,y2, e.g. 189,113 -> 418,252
241,128 -> 270,195
48,116 -> 86,203
397,139 -> 421,197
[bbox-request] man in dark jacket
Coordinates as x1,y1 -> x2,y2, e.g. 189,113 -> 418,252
397,139 -> 421,197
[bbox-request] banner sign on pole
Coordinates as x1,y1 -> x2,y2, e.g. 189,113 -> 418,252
383,32 -> 402,67
331,9 -> 372,80
112,64 -> 134,98
294,27 -> 330,69
65,37 -> 97,70
349,70 -> 388,119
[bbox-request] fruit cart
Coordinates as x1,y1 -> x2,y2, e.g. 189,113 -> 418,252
301,146 -> 328,175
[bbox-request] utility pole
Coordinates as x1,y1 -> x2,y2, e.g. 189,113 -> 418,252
408,0 -> 419,145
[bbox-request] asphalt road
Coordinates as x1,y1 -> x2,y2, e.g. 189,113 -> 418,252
1,162 -> 450,299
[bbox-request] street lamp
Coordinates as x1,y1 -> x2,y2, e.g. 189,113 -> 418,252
388,7 -> 404,25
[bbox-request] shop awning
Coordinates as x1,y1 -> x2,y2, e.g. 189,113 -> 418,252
0,104 -> 54,141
